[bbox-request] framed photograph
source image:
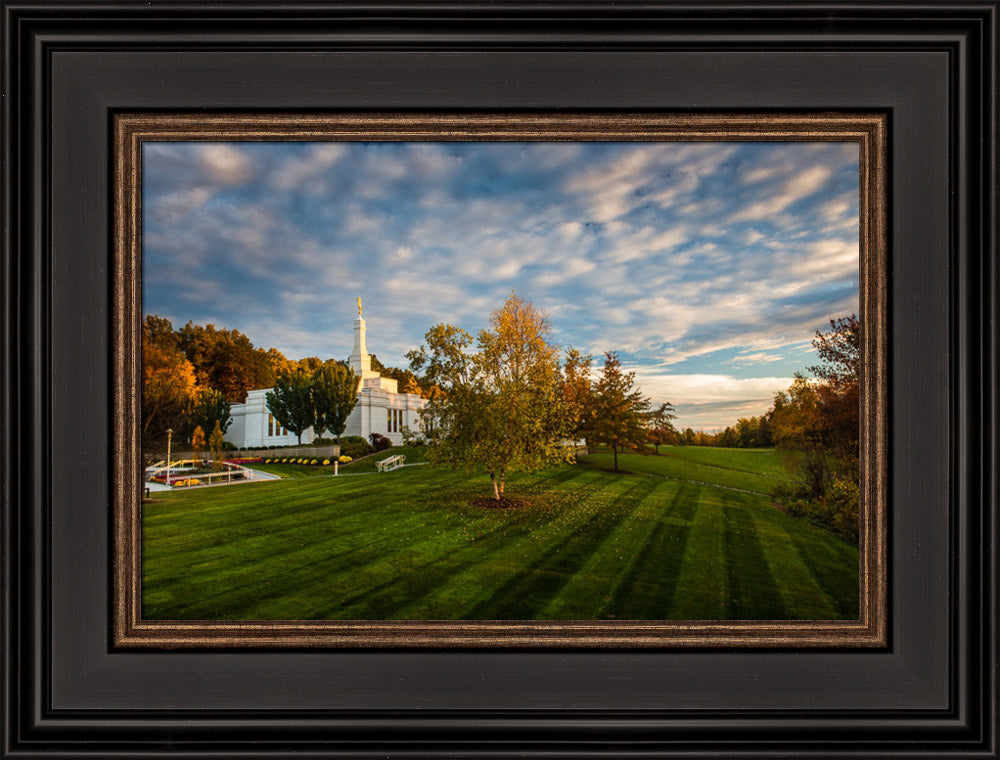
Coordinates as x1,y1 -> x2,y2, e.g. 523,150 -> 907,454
114,112 -> 887,649
3,1 -> 996,758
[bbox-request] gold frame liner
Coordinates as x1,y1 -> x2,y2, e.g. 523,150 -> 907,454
113,113 -> 888,649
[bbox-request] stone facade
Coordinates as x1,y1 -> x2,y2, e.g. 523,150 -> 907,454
225,305 -> 427,448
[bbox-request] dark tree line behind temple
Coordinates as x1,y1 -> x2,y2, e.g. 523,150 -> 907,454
142,315 -> 432,451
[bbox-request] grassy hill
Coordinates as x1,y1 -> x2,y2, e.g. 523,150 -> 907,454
141,445 -> 858,621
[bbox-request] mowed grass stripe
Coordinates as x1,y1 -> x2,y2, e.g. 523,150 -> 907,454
579,450 -> 778,494
537,477 -> 683,619
382,472 -> 615,619
145,503 -> 462,618
142,470 -> 443,573
667,488 -> 731,619
292,476 -> 594,620
143,470 -> 508,617
745,504 -> 842,620
416,478 -> 633,618
464,478 -> 661,620
722,502 -> 786,619
767,510 -> 860,619
592,481 -> 700,620
141,476 -> 404,562
655,446 -> 793,481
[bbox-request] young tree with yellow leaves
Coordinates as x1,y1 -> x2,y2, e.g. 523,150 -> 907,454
190,425 -> 205,468
209,420 -> 225,471
409,293 -> 571,503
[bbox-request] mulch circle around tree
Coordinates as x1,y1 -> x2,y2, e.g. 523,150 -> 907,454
471,496 -> 530,510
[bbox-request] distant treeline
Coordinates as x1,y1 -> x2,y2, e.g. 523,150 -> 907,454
675,415 -> 773,448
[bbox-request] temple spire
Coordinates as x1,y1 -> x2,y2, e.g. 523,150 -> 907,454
349,297 -> 372,377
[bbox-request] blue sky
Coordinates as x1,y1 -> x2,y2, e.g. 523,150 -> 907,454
142,140 -> 859,430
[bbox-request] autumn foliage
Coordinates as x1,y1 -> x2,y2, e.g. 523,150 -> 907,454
770,315 -> 860,539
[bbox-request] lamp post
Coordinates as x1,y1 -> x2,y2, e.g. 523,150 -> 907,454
166,428 -> 173,487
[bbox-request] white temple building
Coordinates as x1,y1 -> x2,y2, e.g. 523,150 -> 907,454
225,300 -> 427,449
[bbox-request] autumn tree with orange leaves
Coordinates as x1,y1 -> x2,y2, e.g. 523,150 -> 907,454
142,317 -> 198,450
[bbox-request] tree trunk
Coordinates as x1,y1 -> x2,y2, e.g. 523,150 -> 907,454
490,472 -> 500,500
613,444 -> 619,471
499,470 -> 505,495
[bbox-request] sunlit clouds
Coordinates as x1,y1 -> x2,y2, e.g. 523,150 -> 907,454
142,140 -> 860,429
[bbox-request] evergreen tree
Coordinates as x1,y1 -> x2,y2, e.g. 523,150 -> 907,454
587,352 -> 651,471
647,402 -> 678,453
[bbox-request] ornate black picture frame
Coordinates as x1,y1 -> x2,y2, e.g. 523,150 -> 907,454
2,1 -> 996,757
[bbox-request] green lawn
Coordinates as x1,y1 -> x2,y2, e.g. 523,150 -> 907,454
249,446 -> 429,479
141,445 -> 857,621
586,446 -> 796,494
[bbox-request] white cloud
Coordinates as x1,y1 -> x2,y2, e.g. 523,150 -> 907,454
729,352 -> 783,365
148,186 -> 213,226
789,239 -> 859,278
729,165 -> 833,222
199,144 -> 253,185
272,144 -> 347,190
628,371 -> 794,429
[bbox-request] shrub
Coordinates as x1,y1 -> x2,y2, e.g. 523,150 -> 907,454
310,459 -> 318,465
223,442 -> 238,451
312,436 -> 336,446
340,436 -> 373,459
369,432 -> 392,452
322,459 -> 331,466
771,478 -> 859,542
400,426 -> 425,446
338,455 -> 352,463
826,477 -> 860,541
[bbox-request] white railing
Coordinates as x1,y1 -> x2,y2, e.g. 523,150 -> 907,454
144,459 -> 254,487
376,454 -> 406,472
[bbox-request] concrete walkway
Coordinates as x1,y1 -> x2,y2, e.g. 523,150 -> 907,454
144,462 -> 428,492
144,467 -> 280,492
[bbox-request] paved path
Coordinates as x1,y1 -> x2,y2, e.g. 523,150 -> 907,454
144,462 -> 430,492
144,467 -> 280,492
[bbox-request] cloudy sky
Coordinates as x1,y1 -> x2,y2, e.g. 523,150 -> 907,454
142,140 -> 859,430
